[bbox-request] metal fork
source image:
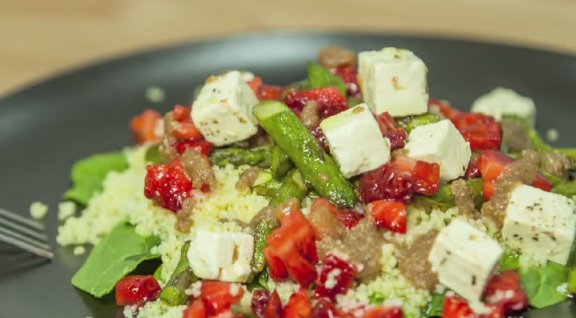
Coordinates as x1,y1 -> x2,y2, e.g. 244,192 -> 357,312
0,207 -> 53,259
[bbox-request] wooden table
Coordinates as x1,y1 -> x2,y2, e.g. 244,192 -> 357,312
1,0 -> 575,96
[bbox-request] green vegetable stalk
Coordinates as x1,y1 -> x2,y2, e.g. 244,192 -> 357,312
271,146 -> 293,179
253,179 -> 283,197
269,170 -> 308,206
552,180 -> 576,198
569,267 -> 576,294
251,221 -> 277,274
423,178 -> 485,208
160,241 -> 198,306
210,146 -> 273,168
400,114 -> 442,133
254,101 -> 357,208
307,62 -> 347,96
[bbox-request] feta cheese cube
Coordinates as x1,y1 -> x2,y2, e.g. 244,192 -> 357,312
471,88 -> 536,126
404,119 -> 471,182
428,219 -> 503,302
191,71 -> 259,146
188,230 -> 254,282
502,185 -> 576,265
320,104 -> 391,177
358,47 -> 429,117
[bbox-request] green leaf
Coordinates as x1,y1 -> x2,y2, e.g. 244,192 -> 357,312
423,293 -> 445,317
72,223 -> 161,297
307,62 -> 347,96
520,262 -> 570,309
368,293 -> 384,305
153,264 -> 164,283
145,144 -> 164,164
258,269 -> 271,291
64,152 -> 129,205
501,250 -> 521,272
569,267 -> 576,294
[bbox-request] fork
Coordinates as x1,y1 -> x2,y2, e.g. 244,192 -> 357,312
0,207 -> 53,259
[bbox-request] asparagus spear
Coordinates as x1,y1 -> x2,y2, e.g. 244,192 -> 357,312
423,178 -> 485,208
552,180 -> 576,198
269,170 -> 308,206
271,146 -> 293,179
307,62 -> 347,96
210,146 -> 273,168
253,179 -> 283,197
146,144 -> 164,164
251,221 -> 277,274
569,267 -> 576,294
159,241 -> 198,306
254,101 -> 357,207
400,114 -> 442,133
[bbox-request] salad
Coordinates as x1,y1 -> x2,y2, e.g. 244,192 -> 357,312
54,46 -> 576,318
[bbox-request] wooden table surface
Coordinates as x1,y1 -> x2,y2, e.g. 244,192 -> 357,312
1,0 -> 576,96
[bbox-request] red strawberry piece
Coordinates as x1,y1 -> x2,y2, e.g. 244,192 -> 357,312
200,281 -> 244,317
310,126 -> 331,153
484,270 -> 529,314
315,254 -> 358,301
252,289 -> 271,318
284,87 -> 349,119
265,290 -> 283,318
459,122 -> 503,152
332,65 -> 361,98
429,99 -> 461,119
130,109 -> 163,144
370,200 -> 408,234
175,140 -> 215,156
284,291 -> 312,318
115,275 -> 161,307
364,306 -> 404,318
144,159 -> 193,212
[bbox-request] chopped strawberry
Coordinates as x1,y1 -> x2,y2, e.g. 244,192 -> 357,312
172,122 -> 203,140
284,87 -> 349,119
411,160 -> 441,196
176,140 -> 215,156
115,275 -> 161,307
284,291 -> 312,318
375,112 -> 408,151
311,298 -> 341,318
144,159 -> 193,212
429,99 -> 461,119
364,306 -> 404,318
248,77 -> 264,94
265,209 -> 319,287
310,198 -> 364,230
310,126 -> 330,152
450,112 -> 495,130
315,254 -> 358,301
252,289 -> 271,318
442,296 -> 504,318
533,173 -> 554,192
483,180 -> 496,200
258,85 -> 284,102
266,290 -> 284,318
200,281 -> 244,317
131,109 -> 163,144
484,271 -> 529,314
464,159 -> 481,179
173,105 -> 192,121
332,65 -> 361,98
459,122 -> 503,152
370,200 -> 407,234
183,299 -> 208,318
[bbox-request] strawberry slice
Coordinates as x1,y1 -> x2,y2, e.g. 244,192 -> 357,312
265,209 -> 319,287
315,254 -> 358,301
483,180 -> 496,200
311,298 -> 342,318
310,126 -> 331,152
484,271 -> 529,314
258,85 -> 284,102
359,162 -> 413,204
284,291 -> 312,318
115,275 -> 161,307
411,159 -> 441,196
200,281 -> 244,317
144,159 -> 193,212
450,112 -> 495,130
370,200 -> 407,234
459,122 -> 503,152
332,65 -> 361,98
252,289 -> 271,318
175,140 -> 215,156
183,299 -> 208,318
464,158 -> 481,180
364,306 -> 404,318
429,99 -> 461,119
173,104 -> 192,121
284,87 -> 349,119
310,198 -> 364,230
266,290 -> 284,318
375,112 -> 408,151
248,77 -> 264,94
442,296 -> 504,318
131,109 -> 163,144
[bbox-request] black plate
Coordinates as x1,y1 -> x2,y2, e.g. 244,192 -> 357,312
0,31 -> 575,318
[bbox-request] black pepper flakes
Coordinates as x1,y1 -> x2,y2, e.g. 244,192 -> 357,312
471,275 -> 477,286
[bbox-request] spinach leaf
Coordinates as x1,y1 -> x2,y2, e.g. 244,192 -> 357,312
153,264 -> 164,283
500,250 -> 521,271
520,262 -> 570,309
307,62 -> 347,96
72,223 -> 161,297
145,144 -> 164,164
64,152 -> 129,205
423,293 -> 445,317
258,269 -> 271,291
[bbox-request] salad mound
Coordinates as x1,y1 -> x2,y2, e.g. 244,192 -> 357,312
56,46 -> 576,318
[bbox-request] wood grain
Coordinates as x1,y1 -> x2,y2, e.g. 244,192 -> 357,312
1,0 -> 575,96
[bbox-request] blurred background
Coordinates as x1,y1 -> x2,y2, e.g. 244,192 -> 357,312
1,0 -> 575,96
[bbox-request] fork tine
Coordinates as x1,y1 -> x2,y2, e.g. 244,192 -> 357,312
0,207 -> 44,231
0,217 -> 48,242
0,229 -> 54,259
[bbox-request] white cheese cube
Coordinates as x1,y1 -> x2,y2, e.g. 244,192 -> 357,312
188,230 -> 254,282
358,47 -> 429,117
502,185 -> 576,265
428,219 -> 503,302
404,119 -> 471,182
471,88 -> 536,126
191,71 -> 259,146
320,104 -> 391,178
